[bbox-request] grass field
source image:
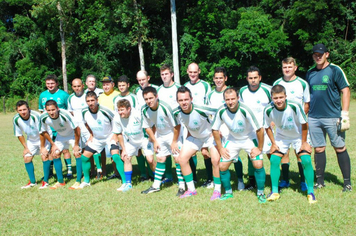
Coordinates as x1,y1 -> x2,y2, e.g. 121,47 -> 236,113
1,104 -> 356,235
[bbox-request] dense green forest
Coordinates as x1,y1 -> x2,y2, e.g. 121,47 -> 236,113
1,0 -> 355,97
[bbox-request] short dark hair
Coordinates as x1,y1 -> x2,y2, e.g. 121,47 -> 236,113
45,100 -> 58,108
45,74 -> 58,83
86,91 -> 98,99
247,66 -> 261,76
160,64 -> 173,74
214,67 -> 227,77
223,87 -> 239,99
142,86 -> 158,96
271,84 -> 286,96
176,86 -> 192,100
118,75 -> 130,84
117,99 -> 131,109
16,100 -> 29,109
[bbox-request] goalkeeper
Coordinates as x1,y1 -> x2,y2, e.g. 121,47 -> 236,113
306,43 -> 351,192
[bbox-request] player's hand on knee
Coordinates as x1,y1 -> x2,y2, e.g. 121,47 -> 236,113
340,111 -> 350,132
23,148 -> 31,157
250,147 -> 261,159
218,147 -> 230,159
269,143 -> 280,154
300,142 -> 312,154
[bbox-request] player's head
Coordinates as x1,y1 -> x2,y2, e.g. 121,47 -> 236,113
86,91 -> 99,112
45,74 -> 59,93
72,78 -> 85,96
177,86 -> 193,112
213,67 -> 228,90
136,70 -> 150,88
271,84 -> 287,110
86,74 -> 97,91
160,64 -> 174,87
45,100 -> 59,119
101,76 -> 115,95
117,99 -> 132,118
281,57 -> 298,79
117,75 -> 130,95
246,66 -> 262,91
142,86 -> 158,109
187,63 -> 201,84
312,43 -> 329,67
16,100 -> 30,119
223,87 -> 239,112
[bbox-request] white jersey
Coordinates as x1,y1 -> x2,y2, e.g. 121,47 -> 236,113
112,109 -> 144,147
40,109 -> 77,137
212,102 -> 262,141
157,82 -> 180,109
184,79 -> 211,105
206,88 -> 226,108
273,77 -> 310,105
173,104 -> 216,139
85,88 -> 104,97
239,82 -> 272,123
142,100 -> 178,136
135,84 -> 159,109
113,93 -> 139,112
263,100 -> 307,140
82,105 -> 114,140
67,92 -> 87,125
13,110 -> 42,143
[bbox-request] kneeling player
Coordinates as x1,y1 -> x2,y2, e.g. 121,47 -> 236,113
264,85 -> 316,203
212,88 -> 267,203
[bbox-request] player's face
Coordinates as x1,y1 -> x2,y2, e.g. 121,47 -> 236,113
86,77 -> 96,90
86,96 -> 99,112
272,92 -> 287,110
46,105 -> 59,119
72,81 -> 84,96
312,52 -> 329,67
224,92 -> 239,111
144,92 -> 158,109
247,71 -> 261,91
213,72 -> 227,90
118,106 -> 131,118
46,79 -> 59,93
17,105 -> 30,120
118,82 -> 129,94
137,75 -> 149,88
102,82 -> 114,94
160,69 -> 173,85
282,62 -> 297,78
177,91 -> 192,112
187,64 -> 201,84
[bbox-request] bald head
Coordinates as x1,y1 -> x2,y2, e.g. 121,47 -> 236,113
187,62 -> 201,84
72,78 -> 84,96
136,70 -> 150,88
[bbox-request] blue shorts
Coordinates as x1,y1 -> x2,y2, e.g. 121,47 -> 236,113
308,117 -> 345,148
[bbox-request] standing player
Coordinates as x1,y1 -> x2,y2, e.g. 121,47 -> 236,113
212,88 -> 267,203
135,70 -> 159,108
14,101 -> 51,189
273,57 -> 310,191
85,74 -> 104,96
140,87 -> 185,196
173,86 -> 221,200
264,85 -> 316,203
40,100 -> 81,189
239,66 -> 272,190
206,67 -> 244,191
306,43 -> 351,192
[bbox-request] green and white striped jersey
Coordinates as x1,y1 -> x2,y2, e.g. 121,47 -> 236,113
82,105 -> 114,139
40,109 -> 77,137
184,79 -> 211,105
113,93 -> 138,112
273,77 -> 310,105
13,110 -> 42,143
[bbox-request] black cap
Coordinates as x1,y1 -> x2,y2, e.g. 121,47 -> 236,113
313,44 -> 328,54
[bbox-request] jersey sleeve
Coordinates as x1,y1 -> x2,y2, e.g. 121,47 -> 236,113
296,104 -> 308,125
63,92 -> 69,110
112,115 -> 123,134
142,108 -> 153,129
334,66 -> 350,90
13,117 -> 23,137
303,82 -> 311,103
38,93 -> 44,111
67,95 -> 74,112
212,108 -> 223,130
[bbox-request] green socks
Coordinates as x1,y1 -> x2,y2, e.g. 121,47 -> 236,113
164,156 -> 173,180
153,162 -> 166,188
53,158 -> 64,183
42,160 -> 51,183
204,158 -> 213,181
220,170 -> 232,193
25,162 -> 36,184
75,157 -> 82,182
300,155 -> 315,194
112,154 -> 125,183
254,166 -> 266,192
93,153 -> 102,171
136,154 -> 147,178
65,158 -> 72,173
234,157 -> 243,179
183,173 -> 195,191
81,155 -> 91,183
270,155 -> 282,193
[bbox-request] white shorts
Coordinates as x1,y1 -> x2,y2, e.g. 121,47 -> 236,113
262,132 -> 272,154
156,133 -> 174,157
220,138 -> 263,162
27,140 -> 50,156
185,135 -> 214,151
125,138 -> 154,157
55,134 -> 75,152
79,124 -> 91,148
87,133 -> 116,157
275,138 -> 302,154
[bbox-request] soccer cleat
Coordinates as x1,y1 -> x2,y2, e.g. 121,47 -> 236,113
342,184 -> 352,192
176,188 -> 185,197
179,190 -> 197,198
300,182 -> 308,192
257,193 -> 267,204
117,183 -> 132,192
243,182 -> 256,191
210,190 -> 221,201
96,171 -> 103,180
108,174 -> 120,180
279,180 -> 290,188
69,182 -> 81,190
307,193 -> 317,204
201,180 -> 214,189
313,182 -> 326,189
21,181 -> 37,189
77,182 -> 91,189
141,186 -> 160,194
237,180 -> 245,191
161,178 -> 174,185
267,192 -> 280,201
50,182 -> 65,190
140,176 -> 150,182
39,181 -> 49,189
66,171 -> 73,179
220,193 -> 233,201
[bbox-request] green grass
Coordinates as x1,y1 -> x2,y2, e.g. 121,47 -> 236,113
1,104 -> 356,235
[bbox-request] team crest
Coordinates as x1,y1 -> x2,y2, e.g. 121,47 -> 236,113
257,100 -> 260,104
159,116 -> 164,122
193,120 -> 199,126
97,120 -> 102,125
59,123 -> 64,127
287,116 -> 293,122
291,91 -> 295,94
237,120 -> 243,126
322,75 -> 329,83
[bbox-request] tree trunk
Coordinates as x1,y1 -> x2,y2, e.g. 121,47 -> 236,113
57,2 -> 68,92
170,0 -> 180,84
